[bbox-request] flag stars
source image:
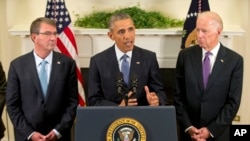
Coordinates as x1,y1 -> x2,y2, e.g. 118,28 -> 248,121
59,17 -> 63,22
60,11 -> 64,16
46,1 -> 72,33
65,17 -> 69,22
58,24 -> 63,29
187,12 -> 198,18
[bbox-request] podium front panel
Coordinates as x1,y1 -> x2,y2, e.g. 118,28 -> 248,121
75,106 -> 178,141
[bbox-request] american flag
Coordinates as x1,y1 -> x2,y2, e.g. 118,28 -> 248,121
45,0 -> 86,106
180,0 -> 210,49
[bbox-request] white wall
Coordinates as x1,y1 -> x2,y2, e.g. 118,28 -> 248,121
0,0 -> 249,140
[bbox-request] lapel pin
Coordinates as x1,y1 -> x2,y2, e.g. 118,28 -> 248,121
136,61 -> 140,64
57,61 -> 61,64
220,59 -> 224,63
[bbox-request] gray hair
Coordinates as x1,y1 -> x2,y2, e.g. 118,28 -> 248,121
197,11 -> 223,31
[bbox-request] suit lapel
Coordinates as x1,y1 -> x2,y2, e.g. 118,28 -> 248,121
130,47 -> 142,83
27,51 -> 45,99
206,45 -> 227,89
46,51 -> 60,99
106,46 -> 121,77
190,46 -> 203,89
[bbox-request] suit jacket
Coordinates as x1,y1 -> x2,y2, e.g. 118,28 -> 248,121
0,62 -> 6,139
88,45 -> 167,106
6,51 -> 78,141
174,44 -> 243,141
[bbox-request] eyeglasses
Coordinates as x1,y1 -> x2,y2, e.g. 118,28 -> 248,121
36,31 -> 58,36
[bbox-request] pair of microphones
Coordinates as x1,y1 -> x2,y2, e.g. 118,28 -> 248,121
116,72 -> 138,106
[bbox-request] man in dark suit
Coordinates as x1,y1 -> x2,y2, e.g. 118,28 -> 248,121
174,11 -> 243,141
0,62 -> 6,140
6,17 -> 78,141
88,13 -> 167,106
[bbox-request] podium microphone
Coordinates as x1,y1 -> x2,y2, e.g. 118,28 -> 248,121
116,72 -> 128,106
130,73 -> 138,94
116,72 -> 124,97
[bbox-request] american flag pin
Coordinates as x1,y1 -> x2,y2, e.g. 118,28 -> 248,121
220,59 -> 224,63
57,61 -> 61,64
136,61 -> 140,64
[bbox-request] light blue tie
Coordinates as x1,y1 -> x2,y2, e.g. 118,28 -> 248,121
121,54 -> 130,85
39,60 -> 47,97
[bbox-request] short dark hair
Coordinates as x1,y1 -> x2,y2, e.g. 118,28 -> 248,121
108,13 -> 134,31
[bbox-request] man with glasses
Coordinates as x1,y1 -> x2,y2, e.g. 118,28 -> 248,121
6,17 -> 78,141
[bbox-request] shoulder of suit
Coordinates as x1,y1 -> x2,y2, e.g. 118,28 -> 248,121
220,45 -> 243,59
91,46 -> 114,59
53,51 -> 75,64
180,45 -> 200,55
133,46 -> 155,55
10,52 -> 33,65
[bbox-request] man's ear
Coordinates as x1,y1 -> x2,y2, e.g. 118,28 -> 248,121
107,32 -> 114,40
31,33 -> 36,42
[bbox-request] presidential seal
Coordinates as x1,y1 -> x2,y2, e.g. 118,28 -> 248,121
106,117 -> 146,141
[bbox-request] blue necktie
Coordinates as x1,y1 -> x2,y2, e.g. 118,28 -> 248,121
121,54 -> 130,84
39,60 -> 47,97
202,52 -> 211,89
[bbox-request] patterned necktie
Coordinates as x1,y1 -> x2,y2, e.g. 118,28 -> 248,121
202,51 -> 211,89
121,54 -> 130,85
39,60 -> 47,97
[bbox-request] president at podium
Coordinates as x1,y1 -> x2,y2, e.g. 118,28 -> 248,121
87,13 -> 167,107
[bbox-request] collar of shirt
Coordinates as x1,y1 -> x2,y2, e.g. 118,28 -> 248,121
34,51 -> 53,67
115,45 -> 132,71
115,45 -> 132,61
34,51 -> 53,80
202,42 -> 220,71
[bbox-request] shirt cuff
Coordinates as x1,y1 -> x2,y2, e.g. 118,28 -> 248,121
185,126 -> 193,133
27,132 -> 35,140
210,132 -> 214,138
53,129 -> 62,139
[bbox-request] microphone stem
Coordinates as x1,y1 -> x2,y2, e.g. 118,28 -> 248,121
125,94 -> 128,106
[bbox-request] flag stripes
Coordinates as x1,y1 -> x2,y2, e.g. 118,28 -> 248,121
45,0 -> 86,106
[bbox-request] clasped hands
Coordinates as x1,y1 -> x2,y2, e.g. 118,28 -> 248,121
31,130 -> 57,141
119,86 -> 159,106
187,126 -> 211,141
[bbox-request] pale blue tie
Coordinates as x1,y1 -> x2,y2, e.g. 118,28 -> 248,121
121,54 -> 130,85
39,60 -> 47,97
